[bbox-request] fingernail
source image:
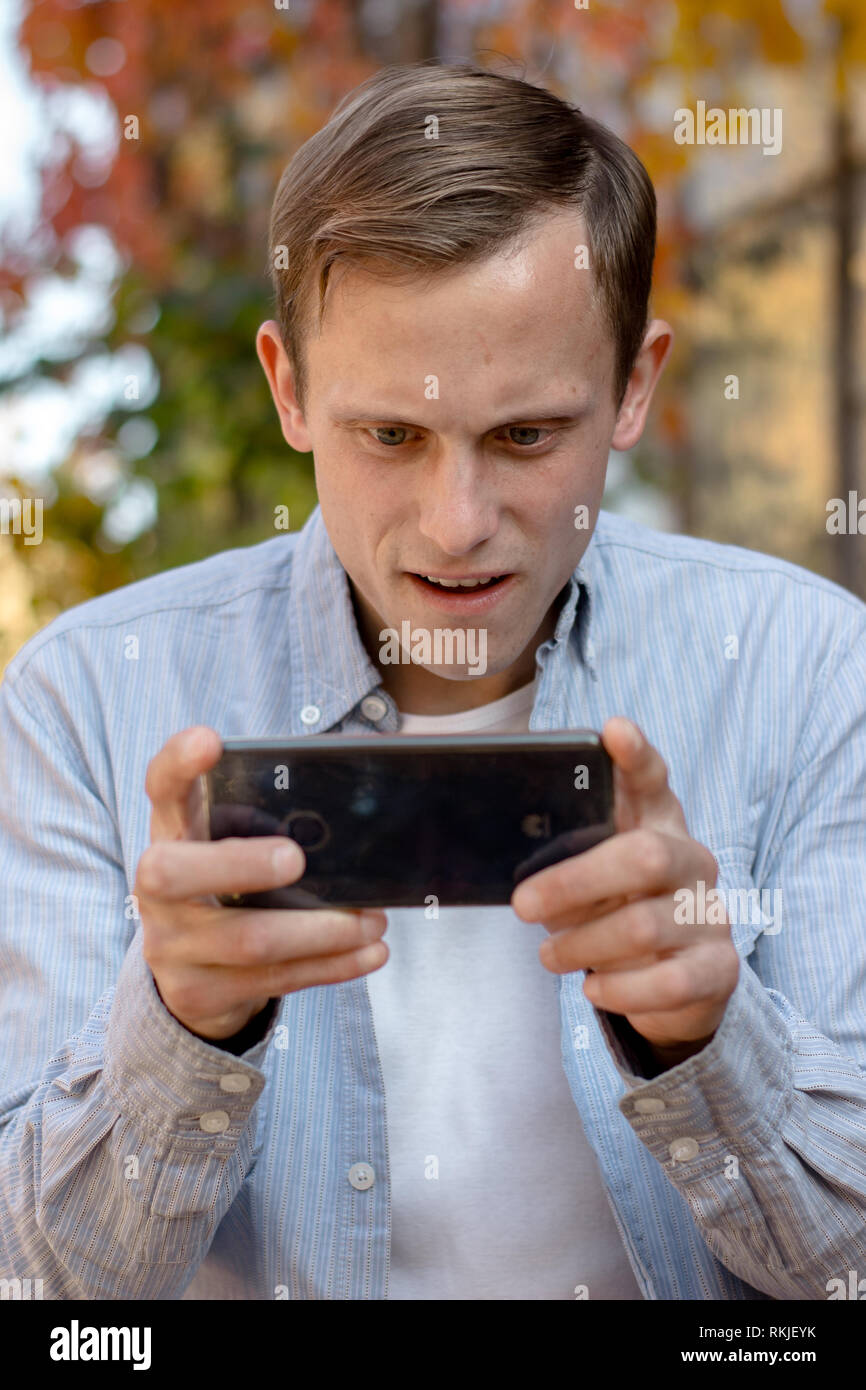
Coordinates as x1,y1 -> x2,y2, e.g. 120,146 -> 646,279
361,911 -> 387,937
188,728 -> 208,758
272,843 -> 301,877
514,889 -> 540,920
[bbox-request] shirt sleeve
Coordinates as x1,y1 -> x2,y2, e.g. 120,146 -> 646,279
593,620 -> 866,1300
0,645 -> 278,1299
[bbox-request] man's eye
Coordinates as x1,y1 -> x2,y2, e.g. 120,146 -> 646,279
371,426 -> 409,446
507,427 -> 543,446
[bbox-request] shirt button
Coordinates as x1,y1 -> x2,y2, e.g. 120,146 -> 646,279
586,640 -> 596,663
360,694 -> 388,722
199,1109 -> 230,1133
669,1136 -> 699,1162
634,1097 -> 666,1114
219,1073 -> 251,1093
348,1162 -> 375,1190
300,705 -> 321,726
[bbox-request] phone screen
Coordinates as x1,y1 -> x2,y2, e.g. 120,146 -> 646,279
203,732 -> 614,909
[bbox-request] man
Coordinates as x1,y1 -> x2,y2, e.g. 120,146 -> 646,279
1,61 -> 864,1301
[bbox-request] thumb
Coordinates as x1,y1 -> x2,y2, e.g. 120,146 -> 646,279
602,717 -> 686,835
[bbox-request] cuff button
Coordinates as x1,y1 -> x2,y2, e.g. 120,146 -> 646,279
669,1136 -> 699,1162
199,1109 -> 231,1133
219,1073 -> 251,1092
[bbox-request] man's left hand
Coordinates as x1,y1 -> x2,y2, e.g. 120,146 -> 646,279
511,717 -> 740,1065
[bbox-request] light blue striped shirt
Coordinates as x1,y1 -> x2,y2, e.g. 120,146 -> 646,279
1,503 -> 866,1300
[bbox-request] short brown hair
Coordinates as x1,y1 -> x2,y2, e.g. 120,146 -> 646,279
267,60 -> 656,411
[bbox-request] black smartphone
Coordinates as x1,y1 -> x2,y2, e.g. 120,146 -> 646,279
199,730 -> 615,909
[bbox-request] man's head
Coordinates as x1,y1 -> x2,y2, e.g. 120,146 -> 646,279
257,62 -> 672,713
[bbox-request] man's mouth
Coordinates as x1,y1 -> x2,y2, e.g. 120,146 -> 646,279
405,571 -> 516,610
414,573 -> 508,592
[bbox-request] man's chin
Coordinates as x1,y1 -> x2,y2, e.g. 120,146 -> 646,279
380,623 -> 535,685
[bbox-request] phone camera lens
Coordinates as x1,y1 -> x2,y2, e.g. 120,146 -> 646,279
284,810 -> 330,852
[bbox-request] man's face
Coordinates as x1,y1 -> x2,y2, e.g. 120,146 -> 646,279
258,208 -> 670,714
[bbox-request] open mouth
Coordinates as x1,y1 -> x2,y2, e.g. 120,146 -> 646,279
412,574 -> 508,593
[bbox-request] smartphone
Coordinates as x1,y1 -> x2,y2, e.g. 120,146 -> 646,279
199,730 -> 614,910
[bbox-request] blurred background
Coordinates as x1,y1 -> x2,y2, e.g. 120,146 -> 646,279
1,0 -> 865,676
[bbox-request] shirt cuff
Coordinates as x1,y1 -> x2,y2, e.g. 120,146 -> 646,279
593,954 -> 793,1175
104,926 -> 280,1151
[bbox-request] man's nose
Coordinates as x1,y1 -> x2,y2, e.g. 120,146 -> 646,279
415,448 -> 499,556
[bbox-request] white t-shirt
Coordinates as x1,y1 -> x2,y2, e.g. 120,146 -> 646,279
365,677 -> 644,1300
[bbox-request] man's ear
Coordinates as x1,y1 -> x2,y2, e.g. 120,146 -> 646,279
256,320 -> 313,453
610,320 -> 674,451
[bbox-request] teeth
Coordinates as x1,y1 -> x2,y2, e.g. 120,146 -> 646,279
423,575 -> 499,589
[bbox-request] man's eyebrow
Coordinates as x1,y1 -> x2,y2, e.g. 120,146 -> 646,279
331,404 -> 592,428
333,412 -> 421,428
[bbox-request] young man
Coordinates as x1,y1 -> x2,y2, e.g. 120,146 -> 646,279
1,62 -> 864,1302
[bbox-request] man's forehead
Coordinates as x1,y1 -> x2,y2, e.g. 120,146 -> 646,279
314,207 -> 599,332
297,207 -> 611,414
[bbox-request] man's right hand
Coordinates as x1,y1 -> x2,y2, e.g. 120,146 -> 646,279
135,725 -> 389,1042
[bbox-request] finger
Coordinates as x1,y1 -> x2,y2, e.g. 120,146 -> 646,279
512,828 -> 714,924
524,892 -> 630,933
136,835 -> 306,903
539,894 -> 707,973
145,726 -> 223,842
579,942 -> 737,1017
601,717 -> 683,834
151,904 -> 388,968
168,941 -> 390,1018
246,939 -> 390,997
602,717 -> 668,798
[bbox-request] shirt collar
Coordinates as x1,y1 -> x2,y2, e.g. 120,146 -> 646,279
285,505 -> 599,734
552,542 -> 597,677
